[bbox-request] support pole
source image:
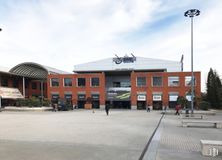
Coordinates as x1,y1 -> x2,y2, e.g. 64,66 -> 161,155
41,81 -> 44,106
0,96 -> 1,110
23,77 -> 25,97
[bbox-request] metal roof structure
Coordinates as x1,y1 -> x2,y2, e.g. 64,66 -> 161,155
74,56 -> 182,73
9,62 -> 70,79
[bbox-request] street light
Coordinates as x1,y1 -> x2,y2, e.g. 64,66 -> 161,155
184,9 -> 200,114
0,28 -> 2,31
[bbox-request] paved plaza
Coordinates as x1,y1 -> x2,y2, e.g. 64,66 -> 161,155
0,110 -> 161,160
145,111 -> 222,160
0,110 -> 222,160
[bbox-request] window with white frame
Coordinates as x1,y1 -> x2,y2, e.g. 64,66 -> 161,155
64,78 -> 72,87
168,76 -> 179,86
137,77 -> 146,87
91,77 -> 99,87
77,78 -> 86,87
185,76 -> 196,86
51,78 -> 59,87
152,76 -> 162,87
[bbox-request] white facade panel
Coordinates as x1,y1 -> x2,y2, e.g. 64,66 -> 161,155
74,57 -> 182,72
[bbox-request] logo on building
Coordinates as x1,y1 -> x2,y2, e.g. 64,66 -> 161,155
113,54 -> 136,64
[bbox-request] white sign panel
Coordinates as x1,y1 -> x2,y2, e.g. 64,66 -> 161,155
0,87 -> 24,99
153,95 -> 162,101
137,95 -> 146,101
169,95 -> 178,101
186,95 -> 192,101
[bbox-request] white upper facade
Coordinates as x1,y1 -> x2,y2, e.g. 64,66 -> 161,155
74,55 -> 182,72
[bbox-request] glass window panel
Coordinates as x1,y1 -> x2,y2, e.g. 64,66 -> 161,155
152,76 -> 162,87
185,76 -> 196,86
64,78 -> 72,87
168,76 -> 179,86
78,78 -> 86,87
137,77 -> 146,87
51,78 -> 59,87
91,77 -> 99,87
32,82 -> 37,89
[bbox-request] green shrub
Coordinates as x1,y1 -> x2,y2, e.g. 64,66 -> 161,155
42,99 -> 50,106
199,101 -> 211,110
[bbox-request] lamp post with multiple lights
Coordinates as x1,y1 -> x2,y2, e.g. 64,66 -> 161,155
184,9 -> 200,114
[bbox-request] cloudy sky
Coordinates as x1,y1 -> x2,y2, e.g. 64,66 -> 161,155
0,0 -> 221,91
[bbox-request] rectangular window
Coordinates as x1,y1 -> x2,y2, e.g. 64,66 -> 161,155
32,82 -> 37,90
13,79 -> 19,88
91,77 -> 99,87
78,78 -> 86,87
1,77 -> 8,87
51,78 -> 59,87
185,76 -> 196,86
113,82 -> 121,87
64,78 -> 72,87
137,77 -> 146,87
168,76 -> 179,87
152,76 -> 162,87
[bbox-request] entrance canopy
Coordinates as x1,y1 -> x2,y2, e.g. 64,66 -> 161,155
9,62 -> 69,79
0,87 -> 24,99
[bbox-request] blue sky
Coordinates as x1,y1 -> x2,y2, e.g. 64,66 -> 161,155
0,0 -> 222,91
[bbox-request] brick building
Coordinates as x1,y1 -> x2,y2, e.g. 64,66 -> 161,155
47,55 -> 201,110
0,62 -> 68,107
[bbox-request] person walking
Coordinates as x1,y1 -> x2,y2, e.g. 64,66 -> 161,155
146,105 -> 150,112
105,104 -> 110,116
175,104 -> 181,115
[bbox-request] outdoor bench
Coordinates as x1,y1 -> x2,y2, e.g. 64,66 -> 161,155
181,120 -> 222,128
200,140 -> 222,156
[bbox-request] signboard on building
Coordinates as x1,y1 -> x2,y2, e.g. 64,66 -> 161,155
78,94 -> 86,100
153,95 -> 162,101
113,54 -> 136,64
137,95 -> 146,101
91,94 -> 99,100
107,91 -> 130,101
169,95 -> 178,101
65,94 -> 72,99
0,87 -> 24,99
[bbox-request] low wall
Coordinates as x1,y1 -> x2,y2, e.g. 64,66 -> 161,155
2,106 -> 53,112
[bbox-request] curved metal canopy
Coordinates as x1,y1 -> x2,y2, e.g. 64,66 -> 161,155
9,62 -> 69,79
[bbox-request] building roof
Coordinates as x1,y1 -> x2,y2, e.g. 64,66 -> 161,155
74,56 -> 182,73
0,66 -> 10,73
0,62 -> 70,79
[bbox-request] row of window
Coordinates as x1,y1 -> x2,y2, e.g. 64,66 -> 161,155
137,76 -> 196,87
50,76 -> 196,88
0,78 -> 19,88
51,77 -> 100,87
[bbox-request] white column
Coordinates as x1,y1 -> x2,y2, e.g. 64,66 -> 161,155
23,77 -> 25,97
41,81 -> 44,106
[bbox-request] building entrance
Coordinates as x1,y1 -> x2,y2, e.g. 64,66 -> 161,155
92,100 -> 100,109
77,101 -> 85,109
106,101 -> 131,109
153,101 -> 162,110
137,101 -> 146,110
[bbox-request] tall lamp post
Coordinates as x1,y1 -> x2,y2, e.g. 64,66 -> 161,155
184,9 -> 200,114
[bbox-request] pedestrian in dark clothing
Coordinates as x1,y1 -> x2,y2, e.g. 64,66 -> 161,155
146,106 -> 150,112
105,105 -> 110,116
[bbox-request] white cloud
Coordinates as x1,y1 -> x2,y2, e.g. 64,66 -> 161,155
0,0 -> 222,92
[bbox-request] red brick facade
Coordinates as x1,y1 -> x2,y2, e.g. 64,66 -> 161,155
47,71 -> 201,109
